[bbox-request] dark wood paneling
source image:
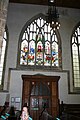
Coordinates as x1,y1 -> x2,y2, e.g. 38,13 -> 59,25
22,75 -> 60,119
60,103 -> 80,117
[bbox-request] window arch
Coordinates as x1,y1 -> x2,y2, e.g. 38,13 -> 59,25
0,26 -> 8,88
71,22 -> 80,90
18,13 -> 62,69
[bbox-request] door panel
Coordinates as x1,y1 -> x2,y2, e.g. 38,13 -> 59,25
30,82 -> 51,120
22,75 -> 60,120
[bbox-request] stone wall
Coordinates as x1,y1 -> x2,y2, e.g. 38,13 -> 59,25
0,0 -> 9,58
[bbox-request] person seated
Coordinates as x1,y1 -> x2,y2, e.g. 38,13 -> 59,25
0,103 -> 9,120
20,103 -> 32,120
15,110 -> 21,120
8,106 -> 17,120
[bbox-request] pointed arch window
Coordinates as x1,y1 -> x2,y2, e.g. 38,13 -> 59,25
18,14 -> 62,69
0,27 -> 8,87
71,23 -> 80,90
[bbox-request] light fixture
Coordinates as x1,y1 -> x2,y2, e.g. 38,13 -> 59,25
46,0 -> 60,30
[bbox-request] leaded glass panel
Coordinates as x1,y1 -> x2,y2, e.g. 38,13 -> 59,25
0,29 -> 7,85
52,42 -> 58,66
77,27 -> 80,35
20,40 -> 28,65
28,41 -> 35,65
44,41 -> 51,66
71,24 -> 80,88
19,14 -> 62,68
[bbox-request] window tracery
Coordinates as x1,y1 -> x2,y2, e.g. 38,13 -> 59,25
18,14 -> 62,69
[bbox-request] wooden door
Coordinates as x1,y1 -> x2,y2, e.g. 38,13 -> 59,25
30,81 -> 51,120
22,75 -> 60,120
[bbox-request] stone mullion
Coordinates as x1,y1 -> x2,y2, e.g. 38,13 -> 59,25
0,0 -> 9,59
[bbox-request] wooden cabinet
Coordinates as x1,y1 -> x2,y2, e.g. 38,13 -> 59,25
22,75 -> 60,120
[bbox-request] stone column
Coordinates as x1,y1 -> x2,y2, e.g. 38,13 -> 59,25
0,0 -> 9,59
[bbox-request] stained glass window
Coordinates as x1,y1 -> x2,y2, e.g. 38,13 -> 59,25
0,27 -> 8,86
19,14 -> 62,69
71,24 -> 80,88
